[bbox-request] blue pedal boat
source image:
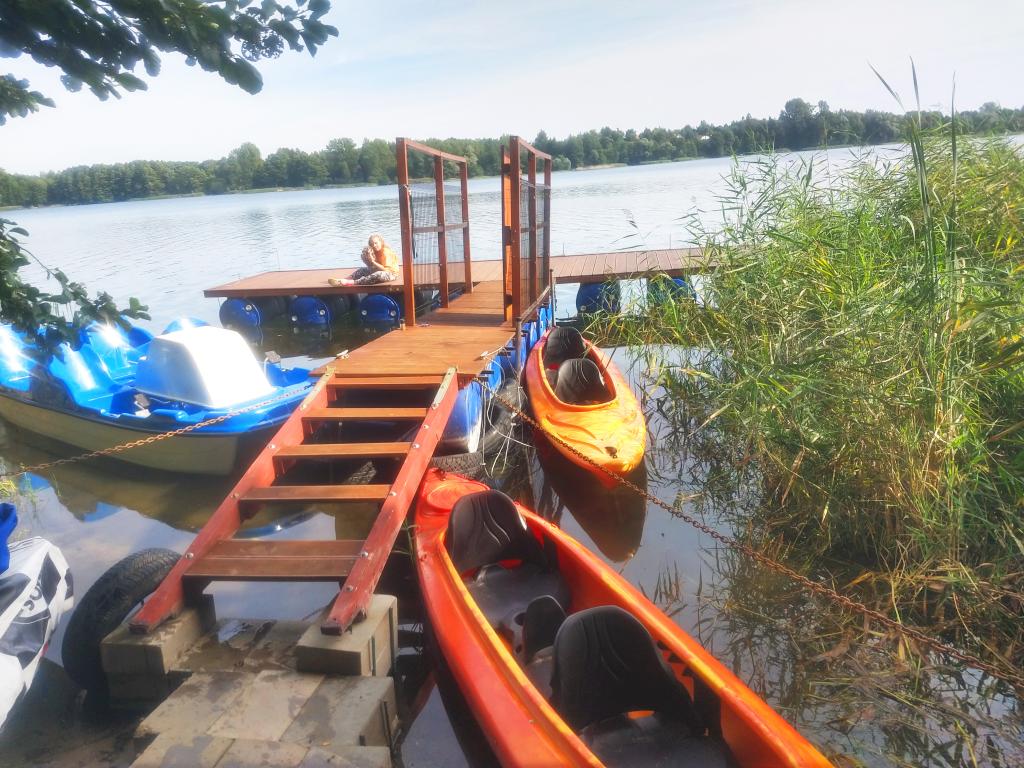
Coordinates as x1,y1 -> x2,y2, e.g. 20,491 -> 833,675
0,320 -> 312,475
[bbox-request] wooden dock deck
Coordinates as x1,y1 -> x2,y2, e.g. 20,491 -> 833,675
330,281 -> 512,381
204,247 -> 705,298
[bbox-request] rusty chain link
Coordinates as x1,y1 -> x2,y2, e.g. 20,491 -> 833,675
481,379 -> 1024,692
0,367 -> 335,480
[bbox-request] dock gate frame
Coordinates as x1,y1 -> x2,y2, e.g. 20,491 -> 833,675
396,139 -> 473,327
503,137 -> 553,327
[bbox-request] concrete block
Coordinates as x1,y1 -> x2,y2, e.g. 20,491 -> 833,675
131,732 -> 232,768
215,739 -> 309,767
281,677 -> 398,752
103,596 -> 216,680
296,596 -> 397,676
299,747 -> 391,768
137,671 -> 250,741
208,669 -> 324,742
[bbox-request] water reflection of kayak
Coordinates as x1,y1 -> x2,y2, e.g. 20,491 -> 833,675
533,433 -> 647,563
414,469 -> 833,767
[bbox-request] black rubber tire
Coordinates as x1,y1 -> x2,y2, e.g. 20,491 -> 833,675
62,548 -> 181,694
431,450 -> 486,478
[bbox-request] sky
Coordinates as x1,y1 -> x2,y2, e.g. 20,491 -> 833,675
1,0 -> 1021,175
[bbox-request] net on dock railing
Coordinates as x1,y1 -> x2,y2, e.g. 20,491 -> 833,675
409,181 -> 466,297
516,178 -> 551,312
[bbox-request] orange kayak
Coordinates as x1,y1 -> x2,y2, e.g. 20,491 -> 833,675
414,468 -> 834,768
523,330 -> 646,483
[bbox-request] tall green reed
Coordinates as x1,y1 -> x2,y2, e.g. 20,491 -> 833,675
592,104 -> 1024,660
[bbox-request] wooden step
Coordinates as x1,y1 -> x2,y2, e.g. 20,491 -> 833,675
239,485 -> 391,505
328,376 -> 443,391
302,407 -> 428,423
273,442 -> 412,465
184,539 -> 363,581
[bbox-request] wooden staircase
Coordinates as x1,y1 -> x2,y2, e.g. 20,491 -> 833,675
131,368 -> 458,636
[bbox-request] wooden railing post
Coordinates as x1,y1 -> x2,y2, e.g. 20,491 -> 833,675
396,138 -> 417,327
543,157 -> 552,295
460,161 -> 473,294
434,156 -> 449,308
501,148 -> 513,322
528,152 -> 538,307
509,137 -> 522,321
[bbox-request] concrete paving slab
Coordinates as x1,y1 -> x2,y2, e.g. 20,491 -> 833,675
208,669 -> 324,741
137,670 -> 251,741
299,747 -> 392,768
131,732 -> 233,768
214,738 -> 309,767
281,677 -> 397,752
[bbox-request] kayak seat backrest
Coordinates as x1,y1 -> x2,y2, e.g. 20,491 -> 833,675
521,595 -> 567,699
554,358 -> 611,405
446,490 -> 546,574
551,606 -> 700,732
544,327 -> 587,370
523,594 -> 566,661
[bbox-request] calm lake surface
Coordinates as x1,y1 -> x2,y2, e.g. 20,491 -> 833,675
1,152 -> 1019,767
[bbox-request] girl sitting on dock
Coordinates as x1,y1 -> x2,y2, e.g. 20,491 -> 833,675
328,233 -> 399,286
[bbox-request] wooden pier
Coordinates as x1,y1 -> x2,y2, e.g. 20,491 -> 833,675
204,247 -> 706,299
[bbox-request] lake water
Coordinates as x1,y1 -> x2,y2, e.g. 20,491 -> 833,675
5,156 -> 742,331
1,152 -> 1019,767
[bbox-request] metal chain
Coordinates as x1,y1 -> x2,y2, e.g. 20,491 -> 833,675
1,367 -> 335,479
481,379 -> 1024,692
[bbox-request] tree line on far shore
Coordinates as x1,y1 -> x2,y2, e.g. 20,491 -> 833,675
3,98 -> 1022,208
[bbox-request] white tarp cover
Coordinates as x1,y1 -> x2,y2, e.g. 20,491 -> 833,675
0,538 -> 73,726
134,326 -> 274,409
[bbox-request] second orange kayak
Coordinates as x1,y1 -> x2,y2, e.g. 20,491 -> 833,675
523,329 -> 646,482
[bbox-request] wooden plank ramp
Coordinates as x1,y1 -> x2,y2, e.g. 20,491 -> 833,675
131,366 -> 460,637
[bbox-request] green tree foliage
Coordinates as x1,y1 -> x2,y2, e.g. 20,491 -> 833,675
0,0 -> 337,124
2,100 -> 1022,210
0,1 -> 337,345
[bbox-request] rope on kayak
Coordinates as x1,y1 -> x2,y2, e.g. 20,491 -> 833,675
480,379 -> 1024,693
0,367 -> 336,480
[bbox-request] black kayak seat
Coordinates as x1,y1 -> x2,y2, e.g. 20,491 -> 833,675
446,490 -> 571,657
446,490 -> 546,574
523,594 -> 566,661
554,358 -> 611,405
521,595 -> 567,700
545,326 -> 587,369
550,606 -> 737,767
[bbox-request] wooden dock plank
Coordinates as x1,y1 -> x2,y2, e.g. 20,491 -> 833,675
273,442 -> 412,460
240,485 -> 391,504
302,407 -> 428,422
185,540 -> 362,581
327,376 -> 443,390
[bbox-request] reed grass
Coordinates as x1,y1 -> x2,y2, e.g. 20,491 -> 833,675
593,110 -> 1024,668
